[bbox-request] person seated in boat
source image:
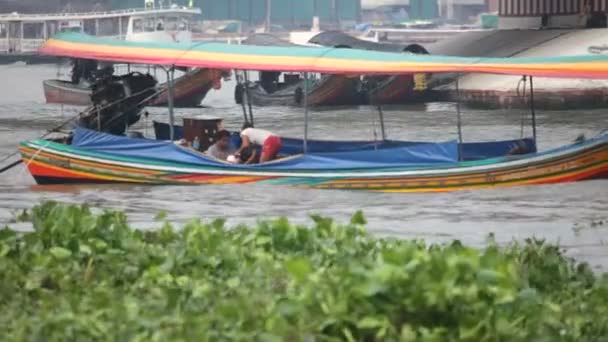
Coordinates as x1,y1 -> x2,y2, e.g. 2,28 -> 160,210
507,140 -> 529,156
206,130 -> 236,161
238,123 -> 282,163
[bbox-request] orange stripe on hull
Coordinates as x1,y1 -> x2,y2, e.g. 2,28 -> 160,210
169,173 -> 276,184
26,159 -> 103,180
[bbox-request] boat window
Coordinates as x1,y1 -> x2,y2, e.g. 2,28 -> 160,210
145,18 -> 156,32
179,18 -> 190,31
133,19 -> 143,33
165,17 -> 179,31
0,24 -> 6,37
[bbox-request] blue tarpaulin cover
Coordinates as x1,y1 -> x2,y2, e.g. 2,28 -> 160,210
72,128 -> 459,170
152,121 -> 537,160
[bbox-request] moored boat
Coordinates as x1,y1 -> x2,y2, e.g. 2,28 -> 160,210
44,67 -> 224,108
16,32 -> 608,192
308,30 -> 429,105
236,34 -> 362,107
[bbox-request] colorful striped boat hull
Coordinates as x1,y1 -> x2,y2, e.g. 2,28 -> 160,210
18,134 -> 608,192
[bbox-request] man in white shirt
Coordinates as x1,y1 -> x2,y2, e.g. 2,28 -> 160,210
237,123 -> 282,163
206,130 -> 236,161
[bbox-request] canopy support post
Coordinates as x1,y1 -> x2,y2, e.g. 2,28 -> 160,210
377,106 -> 386,141
166,66 -> 176,141
529,75 -> 537,142
366,79 -> 386,143
96,106 -> 101,131
303,72 -> 309,154
455,78 -> 464,161
243,71 -> 254,127
237,70 -> 249,125
118,17 -> 122,38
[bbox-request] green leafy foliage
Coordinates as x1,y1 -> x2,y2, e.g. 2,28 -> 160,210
0,201 -> 607,341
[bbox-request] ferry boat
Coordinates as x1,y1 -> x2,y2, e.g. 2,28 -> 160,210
0,2 -> 200,59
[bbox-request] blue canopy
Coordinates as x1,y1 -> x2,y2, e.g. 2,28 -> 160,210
72,128 -> 459,170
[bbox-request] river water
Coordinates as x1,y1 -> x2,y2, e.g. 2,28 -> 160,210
1,63 -> 607,266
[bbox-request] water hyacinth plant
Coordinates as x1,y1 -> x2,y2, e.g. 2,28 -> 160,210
0,201 -> 607,341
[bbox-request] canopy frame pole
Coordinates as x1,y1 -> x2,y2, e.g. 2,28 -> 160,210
243,71 -> 254,127
455,77 -> 464,161
529,75 -> 537,142
165,66 -> 176,141
366,79 -> 386,144
236,70 -> 249,125
303,72 -> 309,154
96,106 -> 101,131
377,105 -> 386,141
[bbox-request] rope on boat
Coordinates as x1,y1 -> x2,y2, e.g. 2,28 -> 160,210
13,140 -> 53,178
0,86 -> 165,175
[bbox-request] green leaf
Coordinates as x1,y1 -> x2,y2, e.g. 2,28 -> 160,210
358,316 -> 384,329
350,210 -> 367,225
49,246 -> 72,260
227,277 -> 241,288
477,269 -> 504,284
284,257 -> 312,282
154,211 -> 168,221
79,244 -> 92,255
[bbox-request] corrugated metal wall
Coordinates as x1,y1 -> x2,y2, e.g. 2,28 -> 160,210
499,0 -> 608,16
591,0 -> 608,11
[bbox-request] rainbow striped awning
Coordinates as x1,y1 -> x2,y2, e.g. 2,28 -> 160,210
40,32 -> 608,79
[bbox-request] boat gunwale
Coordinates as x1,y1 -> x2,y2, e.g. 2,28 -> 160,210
19,132 -> 608,179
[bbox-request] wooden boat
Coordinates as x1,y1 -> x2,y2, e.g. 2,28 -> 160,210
16,32 -> 608,192
44,66 -> 224,108
236,34 -> 362,107
19,128 -> 607,191
309,31 -> 429,105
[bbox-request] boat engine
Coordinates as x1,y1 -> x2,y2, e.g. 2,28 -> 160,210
78,72 -> 158,136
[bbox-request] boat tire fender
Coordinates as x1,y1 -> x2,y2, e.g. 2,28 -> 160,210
294,87 -> 303,105
234,83 -> 244,104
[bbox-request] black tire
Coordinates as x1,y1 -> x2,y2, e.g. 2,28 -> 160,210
235,83 -> 245,104
294,87 -> 303,105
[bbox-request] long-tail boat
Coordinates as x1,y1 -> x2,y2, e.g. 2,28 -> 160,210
309,30 -> 429,105
235,34 -> 362,107
16,33 -> 608,192
44,61 -> 225,108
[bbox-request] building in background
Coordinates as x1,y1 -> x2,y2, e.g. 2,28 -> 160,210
362,0 -> 491,24
498,0 -> 607,29
107,0 -> 361,29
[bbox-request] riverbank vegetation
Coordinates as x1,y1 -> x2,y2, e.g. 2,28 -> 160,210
1,201 -> 607,340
